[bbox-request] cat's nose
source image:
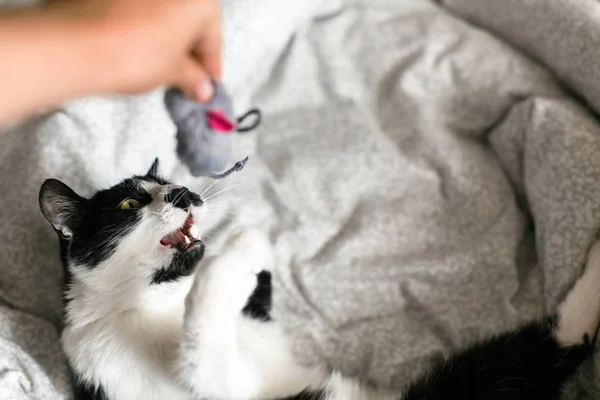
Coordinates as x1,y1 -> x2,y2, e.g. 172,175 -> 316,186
164,186 -> 202,210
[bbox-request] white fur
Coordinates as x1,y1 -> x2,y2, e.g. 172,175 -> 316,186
556,239 -> 600,346
179,229 -> 326,400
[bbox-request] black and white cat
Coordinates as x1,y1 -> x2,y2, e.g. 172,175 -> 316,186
38,159 -> 600,400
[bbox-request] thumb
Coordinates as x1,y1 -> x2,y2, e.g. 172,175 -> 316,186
174,57 -> 215,103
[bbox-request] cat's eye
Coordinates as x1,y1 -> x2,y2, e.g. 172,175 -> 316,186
119,198 -> 142,210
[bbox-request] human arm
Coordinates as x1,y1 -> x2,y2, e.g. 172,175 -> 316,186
0,0 -> 222,126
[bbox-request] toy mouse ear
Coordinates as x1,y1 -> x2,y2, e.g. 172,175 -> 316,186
146,158 -> 159,177
207,110 -> 236,133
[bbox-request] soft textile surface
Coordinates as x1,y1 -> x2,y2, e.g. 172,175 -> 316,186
2,0 -> 600,399
441,0 -> 600,119
438,3 -> 600,397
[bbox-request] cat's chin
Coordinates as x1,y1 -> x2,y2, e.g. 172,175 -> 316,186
169,237 -> 203,253
176,239 -> 204,255
171,238 -> 205,261
152,239 -> 205,285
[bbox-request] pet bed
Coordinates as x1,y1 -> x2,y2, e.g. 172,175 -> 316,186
1,0 -> 600,398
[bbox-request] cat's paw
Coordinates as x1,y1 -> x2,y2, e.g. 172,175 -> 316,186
223,228 -> 274,273
190,229 -> 273,315
589,239 -> 600,263
189,257 -> 258,317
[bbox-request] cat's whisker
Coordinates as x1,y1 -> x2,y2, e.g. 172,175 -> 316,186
204,198 -> 242,205
207,194 -> 261,203
196,177 -> 209,194
206,210 -> 238,218
170,188 -> 188,207
203,199 -> 235,206
205,202 -> 237,208
203,184 -> 244,202
200,180 -> 220,197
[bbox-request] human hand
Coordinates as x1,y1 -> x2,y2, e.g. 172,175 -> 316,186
0,0 -> 222,126
48,0 -> 222,102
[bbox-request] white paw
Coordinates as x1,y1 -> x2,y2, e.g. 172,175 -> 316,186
589,239 -> 600,263
223,228 -> 274,274
190,229 -> 273,315
227,271 -> 259,313
189,260 -> 258,316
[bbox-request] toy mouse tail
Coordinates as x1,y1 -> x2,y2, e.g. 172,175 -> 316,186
237,109 -> 262,133
208,157 -> 249,179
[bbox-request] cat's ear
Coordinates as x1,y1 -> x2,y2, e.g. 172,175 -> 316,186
39,179 -> 85,239
146,158 -> 159,177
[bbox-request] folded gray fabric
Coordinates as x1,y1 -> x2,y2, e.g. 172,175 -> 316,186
440,0 -> 600,117
258,1 -> 600,389
439,1 -> 600,396
3,0 -> 600,398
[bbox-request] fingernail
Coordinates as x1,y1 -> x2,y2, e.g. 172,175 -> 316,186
195,80 -> 214,102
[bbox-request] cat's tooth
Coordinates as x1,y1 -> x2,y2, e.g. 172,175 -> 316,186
189,226 -> 200,239
184,235 -> 191,245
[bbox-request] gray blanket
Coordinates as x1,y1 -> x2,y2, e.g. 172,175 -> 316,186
2,0 -> 600,398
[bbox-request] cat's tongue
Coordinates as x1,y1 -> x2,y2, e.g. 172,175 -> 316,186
160,215 -> 200,248
160,231 -> 188,246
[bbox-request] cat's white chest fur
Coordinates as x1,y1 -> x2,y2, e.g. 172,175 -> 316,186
62,277 -> 195,400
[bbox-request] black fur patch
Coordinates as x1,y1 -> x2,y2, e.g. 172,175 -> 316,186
281,389 -> 328,400
67,178 -> 151,267
402,315 -> 591,400
242,270 -> 273,321
164,187 -> 202,210
73,377 -> 108,400
151,240 -> 205,285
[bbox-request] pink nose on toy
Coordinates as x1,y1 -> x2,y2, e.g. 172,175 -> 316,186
207,109 -> 236,133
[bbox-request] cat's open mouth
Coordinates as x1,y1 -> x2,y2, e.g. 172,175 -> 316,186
159,213 -> 201,251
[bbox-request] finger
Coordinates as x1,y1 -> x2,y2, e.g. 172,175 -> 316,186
193,2 -> 223,81
175,57 -> 214,102
197,30 -> 222,82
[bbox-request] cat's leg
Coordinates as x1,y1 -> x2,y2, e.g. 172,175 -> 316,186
401,239 -> 600,400
555,239 -> 600,346
178,229 -> 325,400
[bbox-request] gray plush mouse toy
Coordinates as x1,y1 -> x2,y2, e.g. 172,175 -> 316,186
164,83 -> 261,179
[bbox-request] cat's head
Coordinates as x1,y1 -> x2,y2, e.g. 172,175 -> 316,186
38,159 -> 205,294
